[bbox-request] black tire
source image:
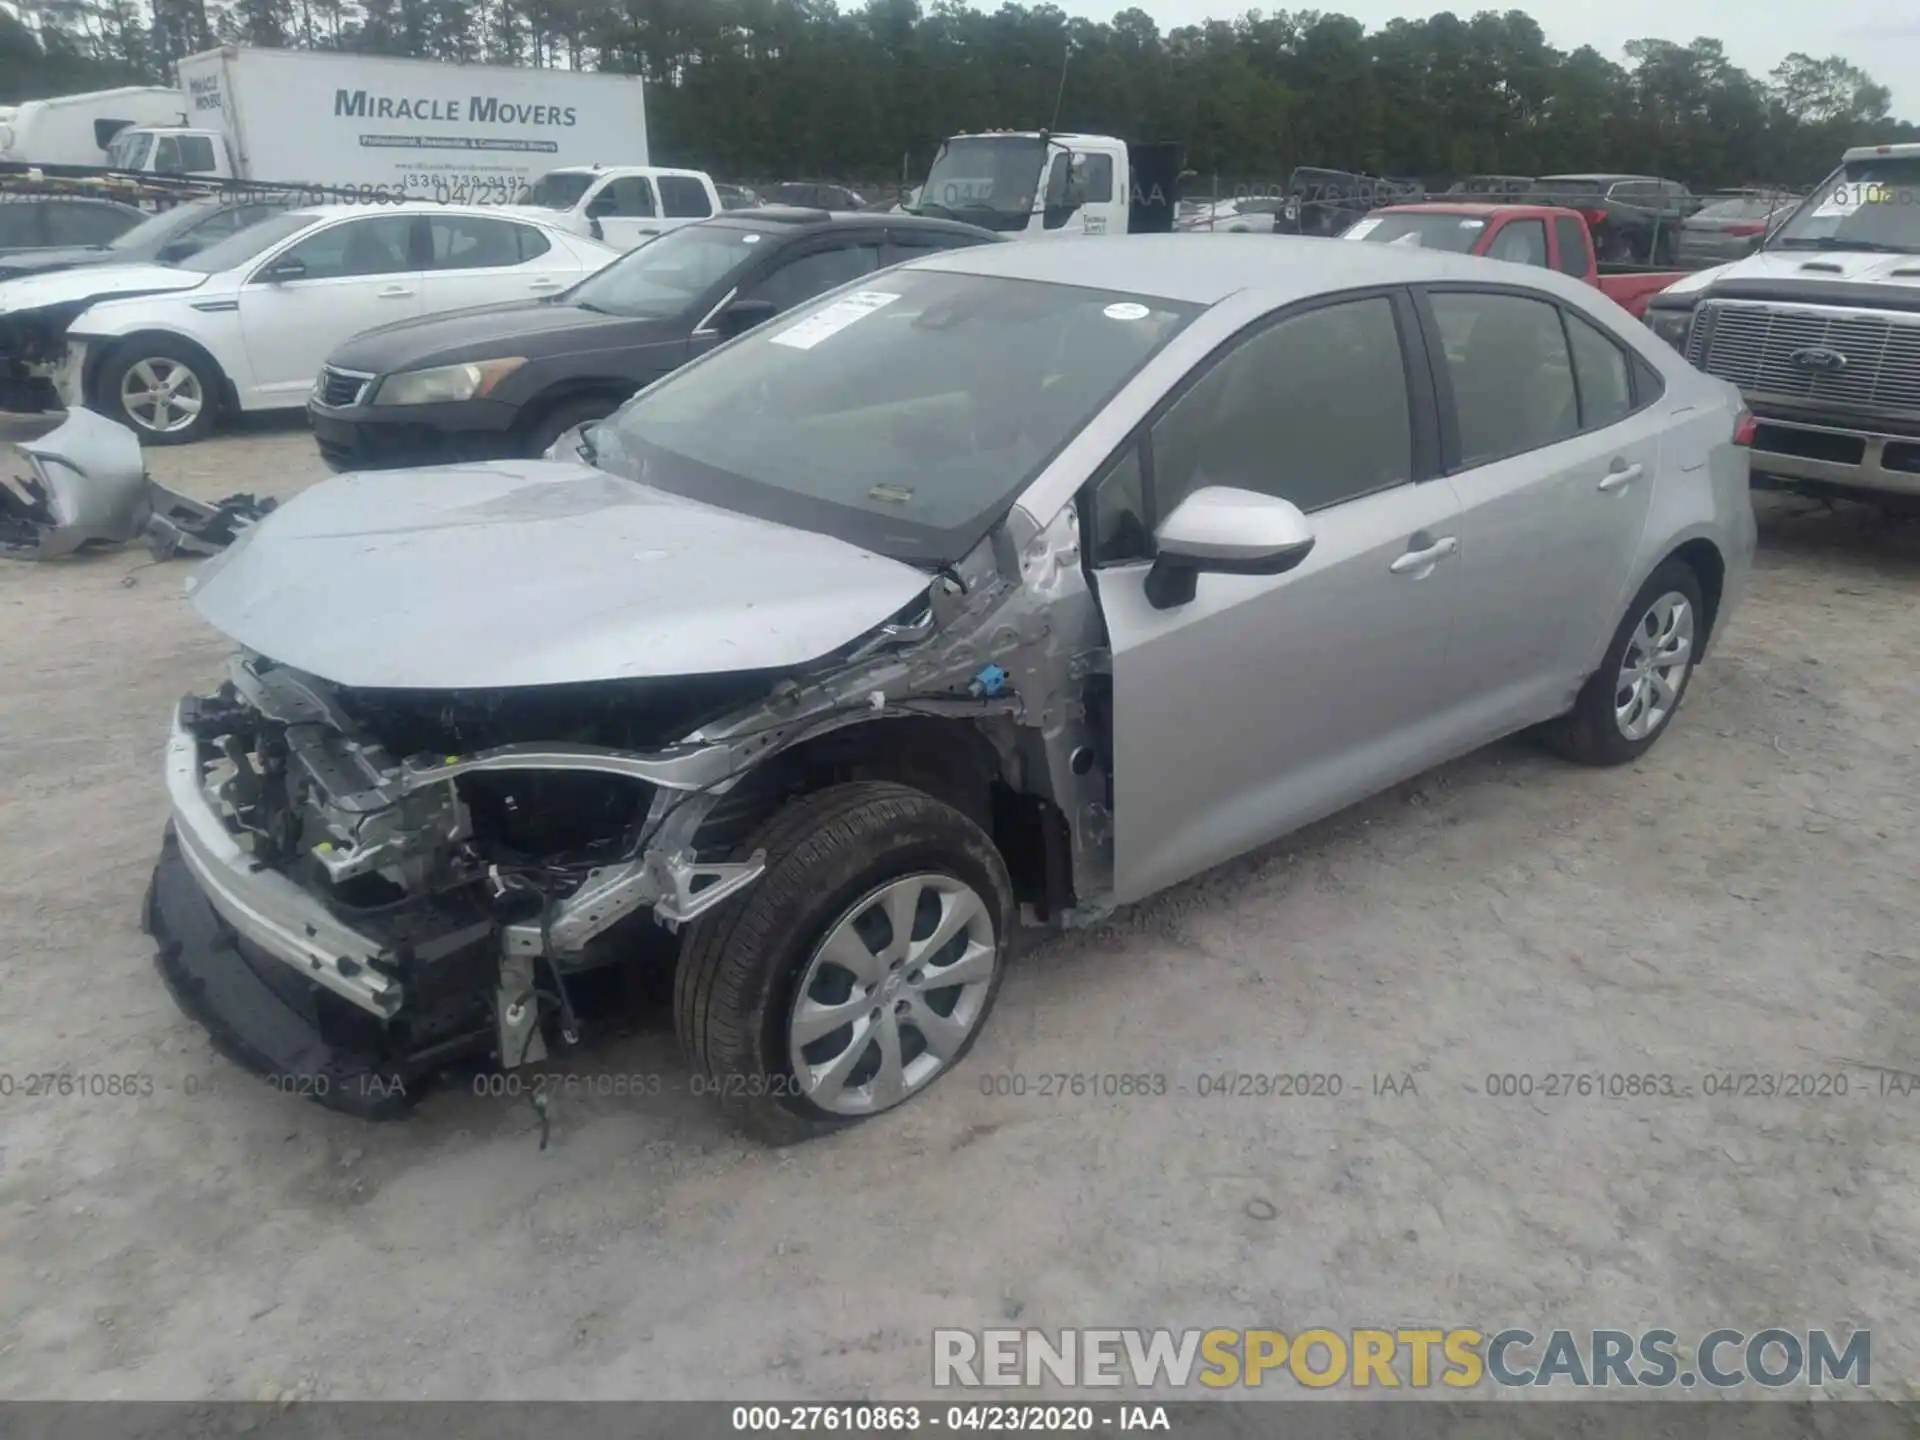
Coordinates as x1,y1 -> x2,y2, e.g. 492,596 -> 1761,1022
1541,558 -> 1706,766
674,781 -> 1015,1144
521,394 -> 622,459
94,335 -> 222,445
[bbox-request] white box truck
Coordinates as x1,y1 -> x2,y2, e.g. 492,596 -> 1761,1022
0,87 -> 187,168
99,47 -> 649,200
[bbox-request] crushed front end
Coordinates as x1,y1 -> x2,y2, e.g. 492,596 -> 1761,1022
146,656 -> 780,1116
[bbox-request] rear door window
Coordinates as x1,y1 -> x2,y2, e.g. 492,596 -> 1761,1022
1551,216 -> 1590,276
658,175 -> 713,219
1427,290 -> 1579,466
1485,218 -> 1547,267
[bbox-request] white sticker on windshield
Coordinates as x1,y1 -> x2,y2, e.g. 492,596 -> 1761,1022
1812,182 -> 1872,218
770,290 -> 900,351
741,233 -> 763,243
1104,302 -> 1150,320
1391,232 -> 1425,245
1459,218 -> 1487,229
1344,217 -> 1383,239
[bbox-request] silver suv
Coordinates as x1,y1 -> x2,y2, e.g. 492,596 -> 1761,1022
142,236 -> 1757,1140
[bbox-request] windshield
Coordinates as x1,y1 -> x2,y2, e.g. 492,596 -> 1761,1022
570,222 -> 769,319
916,137 -> 1044,223
175,211 -> 320,273
1770,156 -> 1920,254
108,203 -> 206,251
518,171 -> 596,210
106,129 -> 152,171
597,267 -> 1199,565
1342,212 -> 1486,252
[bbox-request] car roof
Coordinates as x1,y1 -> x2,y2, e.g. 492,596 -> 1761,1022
1538,173 -> 1660,184
288,201 -> 562,222
708,208 -> 996,240
916,232 -> 1576,306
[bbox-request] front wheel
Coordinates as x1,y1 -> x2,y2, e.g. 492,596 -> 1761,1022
674,782 -> 1015,1143
1541,558 -> 1705,766
95,337 -> 221,445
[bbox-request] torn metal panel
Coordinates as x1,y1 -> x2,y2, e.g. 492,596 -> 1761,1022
0,406 -> 275,560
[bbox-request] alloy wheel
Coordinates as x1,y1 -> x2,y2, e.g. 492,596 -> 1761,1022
786,872 -> 998,1116
119,357 -> 204,435
1614,590 -> 1694,741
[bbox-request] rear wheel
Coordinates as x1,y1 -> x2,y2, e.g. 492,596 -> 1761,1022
674,782 -> 1014,1144
1541,558 -> 1704,766
96,336 -> 222,445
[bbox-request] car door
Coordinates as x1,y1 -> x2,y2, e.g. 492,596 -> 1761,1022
1090,290 -> 1468,904
418,213 -> 577,312
239,214 -> 422,404
586,175 -> 659,250
691,235 -> 882,359
1413,285 -> 1659,731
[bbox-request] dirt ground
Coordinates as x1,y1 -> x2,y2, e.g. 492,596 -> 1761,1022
0,416 -> 1916,1402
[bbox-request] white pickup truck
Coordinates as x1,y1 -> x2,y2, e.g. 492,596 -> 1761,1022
905,130 -> 1183,238
1643,141 -> 1920,506
505,165 -> 723,250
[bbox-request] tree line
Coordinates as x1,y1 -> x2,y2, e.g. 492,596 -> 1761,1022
3,0 -> 1914,192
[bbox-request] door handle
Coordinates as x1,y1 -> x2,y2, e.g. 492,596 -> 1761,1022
1388,535 -> 1459,575
1598,461 -> 1644,492
527,278 -> 564,291
376,285 -> 414,298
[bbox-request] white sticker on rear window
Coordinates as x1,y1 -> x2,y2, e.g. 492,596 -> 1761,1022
741,233 -> 763,243
770,290 -> 900,351
1344,217 -> 1382,239
1103,302 -> 1150,320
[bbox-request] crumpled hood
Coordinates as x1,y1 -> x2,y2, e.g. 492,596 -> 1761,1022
0,262 -> 205,315
1662,248 -> 1920,298
185,460 -> 932,690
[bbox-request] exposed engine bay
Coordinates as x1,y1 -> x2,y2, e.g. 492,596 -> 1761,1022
148,495 -> 1114,1115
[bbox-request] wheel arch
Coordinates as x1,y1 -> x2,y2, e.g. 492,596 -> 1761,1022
512,378 -> 635,442
86,328 -> 236,416
1662,536 -> 1726,656
698,714 -> 1072,919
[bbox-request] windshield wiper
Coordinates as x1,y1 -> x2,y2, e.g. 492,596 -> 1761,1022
1774,236 -> 1918,255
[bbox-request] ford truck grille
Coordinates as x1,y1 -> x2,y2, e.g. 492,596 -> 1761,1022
1688,302 -> 1920,414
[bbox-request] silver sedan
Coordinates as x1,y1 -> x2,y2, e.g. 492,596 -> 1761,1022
148,235 -> 1757,1140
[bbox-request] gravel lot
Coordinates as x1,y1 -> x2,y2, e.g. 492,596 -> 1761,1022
1,417 -> 1916,1402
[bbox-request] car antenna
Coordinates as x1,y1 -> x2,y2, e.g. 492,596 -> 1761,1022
1048,40 -> 1070,134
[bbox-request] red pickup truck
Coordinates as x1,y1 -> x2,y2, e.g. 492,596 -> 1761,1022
1340,203 -> 1687,318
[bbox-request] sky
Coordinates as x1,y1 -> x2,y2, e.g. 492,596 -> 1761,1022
1050,0 -> 1920,122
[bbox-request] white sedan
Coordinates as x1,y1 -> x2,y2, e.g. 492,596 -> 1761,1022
48,203 -> 619,444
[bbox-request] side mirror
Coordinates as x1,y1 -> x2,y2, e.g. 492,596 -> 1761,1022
1144,486 -> 1316,609
260,256 -> 306,283
718,296 -> 779,335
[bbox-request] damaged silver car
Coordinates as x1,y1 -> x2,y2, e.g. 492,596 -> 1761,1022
146,237 -> 1757,1140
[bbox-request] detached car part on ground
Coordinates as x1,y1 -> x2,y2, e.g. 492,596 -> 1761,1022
146,236 -> 1754,1141
0,407 -> 272,560
1643,143 -> 1920,506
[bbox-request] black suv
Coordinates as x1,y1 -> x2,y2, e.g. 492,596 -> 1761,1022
308,209 -> 1001,470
